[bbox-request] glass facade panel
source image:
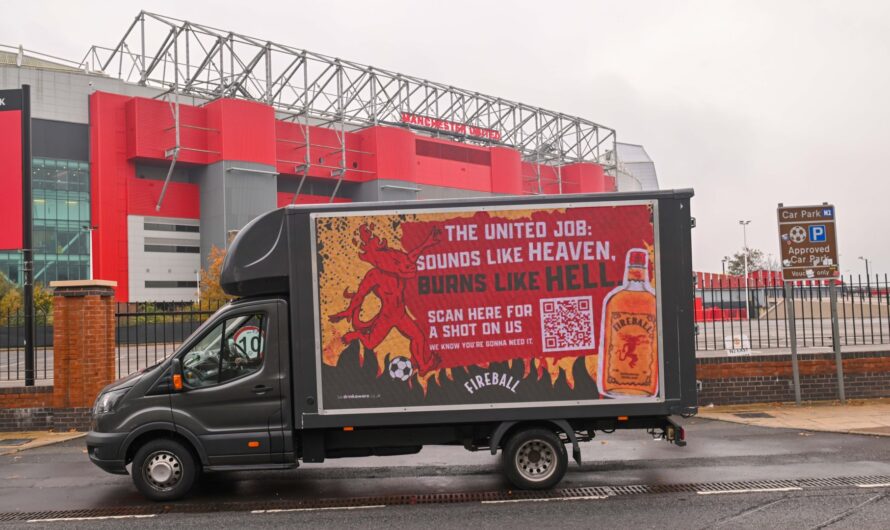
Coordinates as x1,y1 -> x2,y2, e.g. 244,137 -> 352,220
0,157 -> 91,285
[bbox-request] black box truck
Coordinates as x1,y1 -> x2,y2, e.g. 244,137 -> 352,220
86,190 -> 697,501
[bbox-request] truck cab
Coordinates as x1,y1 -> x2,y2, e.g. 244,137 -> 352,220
87,297 -> 295,497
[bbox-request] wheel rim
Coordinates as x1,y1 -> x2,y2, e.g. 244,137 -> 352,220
514,439 -> 557,482
143,450 -> 183,491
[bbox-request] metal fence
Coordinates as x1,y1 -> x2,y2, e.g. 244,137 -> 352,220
0,302 -> 226,384
695,274 -> 890,351
0,309 -> 53,384
115,301 -> 225,377
4,274 -> 890,383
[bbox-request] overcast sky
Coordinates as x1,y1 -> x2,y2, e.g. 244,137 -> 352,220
4,1 -> 889,276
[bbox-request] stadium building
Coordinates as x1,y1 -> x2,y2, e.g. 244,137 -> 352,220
0,12 -> 657,302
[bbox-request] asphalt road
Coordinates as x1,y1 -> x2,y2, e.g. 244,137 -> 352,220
2,418 -> 890,527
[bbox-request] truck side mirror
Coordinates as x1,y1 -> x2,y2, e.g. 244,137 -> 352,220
171,358 -> 184,392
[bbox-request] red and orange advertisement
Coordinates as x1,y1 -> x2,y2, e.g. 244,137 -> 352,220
315,203 -> 660,410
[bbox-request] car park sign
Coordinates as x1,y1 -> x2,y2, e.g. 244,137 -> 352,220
777,203 -> 839,281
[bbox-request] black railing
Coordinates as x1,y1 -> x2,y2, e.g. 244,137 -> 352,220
4,274 -> 889,382
0,309 -> 53,383
695,274 -> 890,351
115,301 -> 225,378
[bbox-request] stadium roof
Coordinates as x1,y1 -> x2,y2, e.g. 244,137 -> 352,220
78,11 -> 617,171
615,143 -> 659,190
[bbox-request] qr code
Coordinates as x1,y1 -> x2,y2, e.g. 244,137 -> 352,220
539,296 -> 595,352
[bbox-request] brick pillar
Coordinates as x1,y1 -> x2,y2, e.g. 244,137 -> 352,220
49,280 -> 117,411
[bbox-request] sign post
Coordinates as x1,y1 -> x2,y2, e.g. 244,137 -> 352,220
22,85 -> 34,386
784,282 -> 802,405
829,281 -> 845,403
777,203 -> 843,404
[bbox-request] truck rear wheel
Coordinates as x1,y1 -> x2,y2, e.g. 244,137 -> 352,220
502,427 -> 567,490
131,438 -> 198,502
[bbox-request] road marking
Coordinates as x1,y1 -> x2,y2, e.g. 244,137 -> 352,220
697,487 -> 802,495
482,495 -> 609,504
27,514 -> 156,523
855,482 -> 890,488
251,505 -> 385,514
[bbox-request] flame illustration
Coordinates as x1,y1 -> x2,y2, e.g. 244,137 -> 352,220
375,349 -> 389,377
543,356 -> 579,389
643,240 -> 656,288
585,354 -> 598,383
416,369 -> 440,396
322,336 -> 344,367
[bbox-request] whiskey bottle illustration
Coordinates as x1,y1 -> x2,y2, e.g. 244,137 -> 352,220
597,248 -> 659,398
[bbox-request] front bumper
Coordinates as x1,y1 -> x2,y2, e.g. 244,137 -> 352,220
86,430 -> 129,475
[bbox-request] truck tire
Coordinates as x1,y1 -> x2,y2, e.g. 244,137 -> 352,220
131,438 -> 198,502
502,427 -> 568,490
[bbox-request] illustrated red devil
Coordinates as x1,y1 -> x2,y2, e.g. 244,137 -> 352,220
618,333 -> 646,369
329,223 -> 441,374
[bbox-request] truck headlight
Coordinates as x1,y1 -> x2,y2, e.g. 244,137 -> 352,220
93,388 -> 128,415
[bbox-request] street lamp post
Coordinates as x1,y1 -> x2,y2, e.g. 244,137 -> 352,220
721,256 -> 728,276
739,220 -> 751,319
859,256 -> 871,295
82,225 -> 97,280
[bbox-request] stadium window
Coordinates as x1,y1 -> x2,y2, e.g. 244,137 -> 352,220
144,222 -> 200,233
145,280 -> 199,289
144,245 -> 201,253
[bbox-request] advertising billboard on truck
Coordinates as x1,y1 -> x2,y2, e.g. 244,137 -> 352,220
313,201 -> 663,412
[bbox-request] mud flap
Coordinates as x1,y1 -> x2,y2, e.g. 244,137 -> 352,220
551,419 -> 582,466
665,417 -> 687,447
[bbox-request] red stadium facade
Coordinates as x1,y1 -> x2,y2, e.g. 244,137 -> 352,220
90,92 -> 614,301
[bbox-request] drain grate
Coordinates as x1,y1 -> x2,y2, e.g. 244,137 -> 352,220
797,477 -> 860,488
695,479 -> 800,493
2,475 -> 890,521
0,438 -> 34,446
0,506 -> 162,522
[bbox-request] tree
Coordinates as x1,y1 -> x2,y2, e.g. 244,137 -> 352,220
726,248 -> 766,276
198,245 -> 234,308
0,288 -> 21,326
0,273 -> 14,300
0,282 -> 53,325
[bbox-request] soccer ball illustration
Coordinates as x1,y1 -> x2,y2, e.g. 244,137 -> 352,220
789,226 -> 807,244
388,356 -> 414,381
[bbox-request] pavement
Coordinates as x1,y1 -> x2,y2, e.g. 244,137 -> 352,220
698,398 -> 890,437
0,430 -> 84,456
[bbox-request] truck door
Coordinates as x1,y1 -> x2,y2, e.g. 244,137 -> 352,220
170,301 -> 283,466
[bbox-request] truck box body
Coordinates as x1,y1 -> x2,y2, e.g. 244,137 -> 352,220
221,189 -> 697,430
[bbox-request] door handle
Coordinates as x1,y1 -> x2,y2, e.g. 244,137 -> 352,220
253,385 -> 273,395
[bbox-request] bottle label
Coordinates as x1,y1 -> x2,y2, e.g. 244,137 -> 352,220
605,311 -> 657,389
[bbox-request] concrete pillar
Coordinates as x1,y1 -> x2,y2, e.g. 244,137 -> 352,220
50,280 -> 118,411
196,161 -> 277,269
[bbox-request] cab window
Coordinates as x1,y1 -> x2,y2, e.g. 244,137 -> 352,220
181,313 -> 267,388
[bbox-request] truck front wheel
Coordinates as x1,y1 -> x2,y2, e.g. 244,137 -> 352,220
502,428 -> 568,490
131,438 -> 198,501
